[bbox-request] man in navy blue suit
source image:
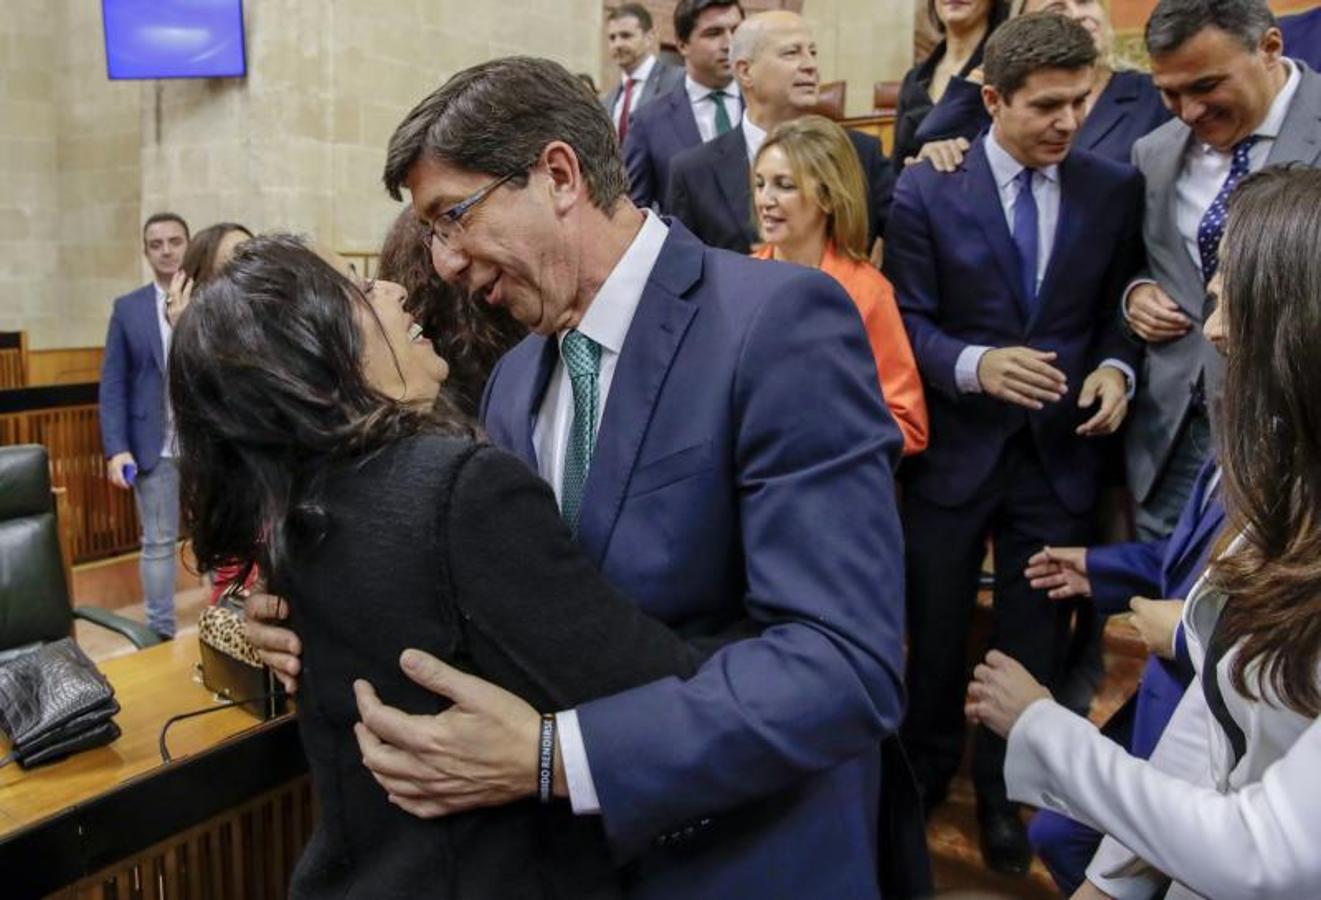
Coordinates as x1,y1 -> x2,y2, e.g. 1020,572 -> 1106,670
257,57 -> 911,898
665,10 -> 893,253
884,14 -> 1143,874
98,212 -> 189,639
622,0 -> 745,212
1281,6 -> 1321,71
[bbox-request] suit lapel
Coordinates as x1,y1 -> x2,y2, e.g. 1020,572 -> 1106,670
1266,65 -> 1321,166
965,142 -> 1029,322
575,227 -> 702,567
668,90 -> 701,148
1145,124 -> 1203,316
134,286 -> 167,373
712,129 -> 755,243
1168,465 -> 1224,578
507,336 -> 558,471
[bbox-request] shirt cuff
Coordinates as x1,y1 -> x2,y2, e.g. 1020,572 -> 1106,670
555,709 -> 601,815
1099,359 -> 1137,400
955,344 -> 991,394
1121,278 -> 1157,325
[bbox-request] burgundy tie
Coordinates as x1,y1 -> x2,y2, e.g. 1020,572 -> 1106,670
618,77 -> 636,145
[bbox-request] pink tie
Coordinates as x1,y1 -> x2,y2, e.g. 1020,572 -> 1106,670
618,77 -> 636,145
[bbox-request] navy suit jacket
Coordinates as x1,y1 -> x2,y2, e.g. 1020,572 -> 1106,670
884,138 -> 1143,514
915,70 -> 1171,165
480,220 -> 906,899
1086,458 -> 1224,758
98,283 -> 168,472
666,124 -> 893,253
1283,9 -> 1321,71
623,84 -> 702,212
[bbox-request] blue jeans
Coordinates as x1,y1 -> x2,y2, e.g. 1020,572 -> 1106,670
134,457 -> 179,636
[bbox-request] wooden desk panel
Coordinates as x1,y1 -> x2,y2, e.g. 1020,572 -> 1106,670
0,641 -> 264,838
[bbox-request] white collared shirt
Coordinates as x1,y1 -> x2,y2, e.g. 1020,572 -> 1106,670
741,113 -> 768,163
531,210 -> 668,502
685,74 -> 743,143
955,132 -> 1135,395
153,282 -> 176,457
1174,59 -> 1302,275
534,211 -> 669,817
612,54 -> 658,130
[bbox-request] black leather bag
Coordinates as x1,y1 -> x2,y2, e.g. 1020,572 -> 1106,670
0,637 -> 121,768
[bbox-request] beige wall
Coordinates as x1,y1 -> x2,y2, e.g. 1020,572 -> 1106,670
803,0 -> 916,117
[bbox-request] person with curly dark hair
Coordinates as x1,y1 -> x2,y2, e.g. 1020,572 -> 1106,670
377,209 -> 525,417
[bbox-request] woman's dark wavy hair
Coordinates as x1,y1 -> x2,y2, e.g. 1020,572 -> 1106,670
1209,165 -> 1321,718
181,222 -> 253,286
377,209 -> 526,418
927,0 -> 1009,35
169,233 -> 472,590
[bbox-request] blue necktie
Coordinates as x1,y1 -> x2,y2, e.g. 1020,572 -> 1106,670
1197,135 -> 1258,283
559,329 -> 601,535
1012,167 -> 1039,311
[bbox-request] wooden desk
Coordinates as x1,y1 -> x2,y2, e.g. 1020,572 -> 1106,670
0,641 -> 311,899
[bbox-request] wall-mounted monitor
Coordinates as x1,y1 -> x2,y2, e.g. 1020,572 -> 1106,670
103,0 -> 247,80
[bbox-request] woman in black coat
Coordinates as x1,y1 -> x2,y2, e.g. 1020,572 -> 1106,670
168,235 -> 720,899
891,0 -> 1009,166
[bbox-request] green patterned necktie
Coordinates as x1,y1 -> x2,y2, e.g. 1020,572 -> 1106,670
711,90 -> 733,135
559,329 -> 602,534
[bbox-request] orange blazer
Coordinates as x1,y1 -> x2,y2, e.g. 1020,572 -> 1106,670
753,244 -> 929,455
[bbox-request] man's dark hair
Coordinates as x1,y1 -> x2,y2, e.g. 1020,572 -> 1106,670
674,0 -> 744,44
608,3 -> 654,31
383,57 -> 627,211
1145,0 -> 1277,56
983,13 -> 1098,101
143,212 -> 189,241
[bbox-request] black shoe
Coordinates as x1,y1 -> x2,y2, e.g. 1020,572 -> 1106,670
977,802 -> 1031,876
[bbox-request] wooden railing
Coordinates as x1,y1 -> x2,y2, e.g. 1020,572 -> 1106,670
0,384 -> 140,563
0,331 -> 28,389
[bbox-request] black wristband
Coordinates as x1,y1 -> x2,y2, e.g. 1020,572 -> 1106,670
537,713 -> 556,804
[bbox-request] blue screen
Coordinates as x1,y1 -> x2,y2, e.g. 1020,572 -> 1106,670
103,0 -> 246,80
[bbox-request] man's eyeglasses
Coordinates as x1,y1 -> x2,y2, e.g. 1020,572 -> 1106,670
421,171 -> 520,250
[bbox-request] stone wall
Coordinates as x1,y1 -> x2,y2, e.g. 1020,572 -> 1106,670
803,0 -> 916,117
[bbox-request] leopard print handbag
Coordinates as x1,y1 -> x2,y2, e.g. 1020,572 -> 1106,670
197,577 -> 287,720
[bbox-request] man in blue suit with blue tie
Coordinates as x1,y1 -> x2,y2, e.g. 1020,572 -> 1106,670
98,212 -> 189,639
884,14 -> 1143,874
346,57 -> 910,898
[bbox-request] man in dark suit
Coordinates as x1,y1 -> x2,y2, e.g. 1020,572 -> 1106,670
602,4 -> 684,146
1281,6 -> 1321,71
623,0 -> 745,211
666,10 -> 893,253
884,14 -> 1142,874
98,212 -> 189,639
1121,0 -> 1321,539
250,57 -> 916,898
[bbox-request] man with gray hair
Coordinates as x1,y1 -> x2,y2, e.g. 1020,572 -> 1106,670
665,10 -> 893,253
1122,0 -> 1321,540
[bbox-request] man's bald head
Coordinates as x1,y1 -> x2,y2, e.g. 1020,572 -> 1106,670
733,11 -> 820,128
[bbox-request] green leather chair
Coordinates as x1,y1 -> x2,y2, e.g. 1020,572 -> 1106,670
0,444 -> 160,652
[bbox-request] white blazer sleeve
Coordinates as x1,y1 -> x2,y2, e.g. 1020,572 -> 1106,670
1006,696 -> 1321,900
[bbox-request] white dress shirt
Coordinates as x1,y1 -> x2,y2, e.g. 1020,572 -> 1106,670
741,112 -> 768,163
685,75 -> 743,143
153,282 -> 176,457
532,211 -> 670,815
955,130 -> 1135,395
1173,59 -> 1301,277
612,54 -> 657,131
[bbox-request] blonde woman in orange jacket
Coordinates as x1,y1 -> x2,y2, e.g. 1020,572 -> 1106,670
751,115 -> 928,456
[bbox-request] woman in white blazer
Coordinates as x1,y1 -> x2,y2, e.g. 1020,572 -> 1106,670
967,165 -> 1321,900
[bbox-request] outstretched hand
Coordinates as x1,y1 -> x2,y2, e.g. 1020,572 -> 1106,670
966,650 -> 1051,739
354,649 -> 556,818
1024,545 -> 1091,599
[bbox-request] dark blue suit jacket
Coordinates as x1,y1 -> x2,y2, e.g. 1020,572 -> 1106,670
1283,9 -> 1321,71
1087,458 -> 1224,758
98,283 -> 168,472
623,85 -> 702,212
884,138 -> 1143,514
666,124 -> 893,253
480,221 -> 907,898
915,70 -> 1171,165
